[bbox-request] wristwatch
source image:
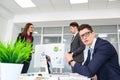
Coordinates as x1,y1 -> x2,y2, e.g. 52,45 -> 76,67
68,59 -> 74,65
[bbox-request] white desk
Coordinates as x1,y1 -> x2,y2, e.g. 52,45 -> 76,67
19,73 -> 90,80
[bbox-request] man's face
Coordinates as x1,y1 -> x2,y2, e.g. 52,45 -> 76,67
70,26 -> 76,34
79,28 -> 95,46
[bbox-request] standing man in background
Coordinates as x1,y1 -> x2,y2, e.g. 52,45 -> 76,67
67,22 -> 85,72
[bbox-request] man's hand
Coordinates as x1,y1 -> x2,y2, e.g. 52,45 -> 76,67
93,75 -> 97,80
65,53 -> 73,62
65,53 -> 76,66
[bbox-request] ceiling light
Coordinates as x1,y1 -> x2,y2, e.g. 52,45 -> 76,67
109,0 -> 117,1
14,0 -> 36,8
70,0 -> 88,4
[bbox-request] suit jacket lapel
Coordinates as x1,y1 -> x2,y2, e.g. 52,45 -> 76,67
72,33 -> 79,42
92,37 -> 101,56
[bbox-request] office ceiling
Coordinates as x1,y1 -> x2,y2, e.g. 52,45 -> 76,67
0,0 -> 120,27
0,0 -> 120,15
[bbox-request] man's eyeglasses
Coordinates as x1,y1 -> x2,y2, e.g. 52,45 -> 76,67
80,31 -> 92,39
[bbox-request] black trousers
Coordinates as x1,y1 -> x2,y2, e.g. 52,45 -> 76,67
21,61 -> 30,73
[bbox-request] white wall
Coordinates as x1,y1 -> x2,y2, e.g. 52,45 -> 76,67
14,9 -> 120,24
0,16 -> 16,43
4,19 -> 14,42
0,17 -> 8,41
11,25 -> 22,42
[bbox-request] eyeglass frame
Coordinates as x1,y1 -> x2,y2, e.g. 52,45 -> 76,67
80,31 -> 92,39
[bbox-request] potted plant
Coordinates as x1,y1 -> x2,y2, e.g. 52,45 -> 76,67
0,39 -> 32,80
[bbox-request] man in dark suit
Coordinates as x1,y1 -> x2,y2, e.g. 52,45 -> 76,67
65,24 -> 120,80
68,22 -> 85,72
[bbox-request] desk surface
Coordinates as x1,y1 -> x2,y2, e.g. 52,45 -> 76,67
19,73 -> 90,80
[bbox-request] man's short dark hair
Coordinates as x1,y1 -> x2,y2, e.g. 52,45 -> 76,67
69,22 -> 79,28
78,24 -> 93,32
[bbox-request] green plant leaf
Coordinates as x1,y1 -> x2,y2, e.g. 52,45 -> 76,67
0,39 -> 32,63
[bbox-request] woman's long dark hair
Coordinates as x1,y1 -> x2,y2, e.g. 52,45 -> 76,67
21,23 -> 33,37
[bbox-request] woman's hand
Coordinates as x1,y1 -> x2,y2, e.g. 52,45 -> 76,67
31,49 -> 35,53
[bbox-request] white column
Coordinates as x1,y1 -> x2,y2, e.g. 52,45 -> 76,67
5,19 -> 14,43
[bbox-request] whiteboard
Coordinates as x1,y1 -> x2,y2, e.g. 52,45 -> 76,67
34,44 -> 65,68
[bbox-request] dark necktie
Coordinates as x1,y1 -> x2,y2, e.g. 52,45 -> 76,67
84,49 -> 91,66
84,48 -> 96,80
